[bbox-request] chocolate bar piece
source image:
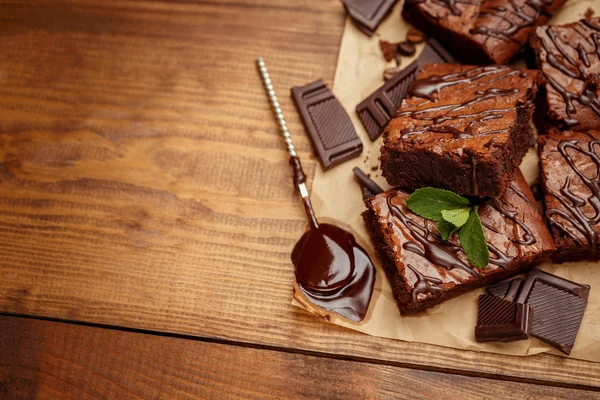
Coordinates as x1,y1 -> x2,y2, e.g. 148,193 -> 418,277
356,39 -> 455,141
353,167 -> 383,200
516,269 -> 590,355
342,0 -> 398,37
291,80 -> 362,170
487,278 -> 523,300
475,294 -> 533,343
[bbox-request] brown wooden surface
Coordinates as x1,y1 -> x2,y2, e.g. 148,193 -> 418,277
1,315 -> 598,400
0,0 -> 599,395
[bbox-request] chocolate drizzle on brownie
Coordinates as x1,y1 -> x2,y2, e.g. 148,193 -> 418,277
537,19 -> 600,126
546,138 -> 600,249
399,66 -> 521,139
406,264 -> 444,301
386,194 -> 477,275
468,0 -> 553,42
488,198 -> 536,245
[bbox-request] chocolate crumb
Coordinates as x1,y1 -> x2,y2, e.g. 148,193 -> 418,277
371,166 -> 378,171
406,28 -> 425,44
585,7 -> 594,19
379,40 -> 398,62
397,41 -> 416,57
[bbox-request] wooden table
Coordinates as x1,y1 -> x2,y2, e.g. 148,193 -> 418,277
0,1 -> 598,398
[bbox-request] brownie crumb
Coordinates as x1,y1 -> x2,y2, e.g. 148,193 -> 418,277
379,40 -> 397,62
371,166 -> 379,171
585,7 -> 594,19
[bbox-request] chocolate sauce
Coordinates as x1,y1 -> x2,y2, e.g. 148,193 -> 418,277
538,20 -> 600,126
469,0 -> 552,42
292,223 -> 376,322
546,138 -> 600,250
406,264 -> 443,302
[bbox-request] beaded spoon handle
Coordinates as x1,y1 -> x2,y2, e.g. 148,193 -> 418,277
256,57 -> 318,229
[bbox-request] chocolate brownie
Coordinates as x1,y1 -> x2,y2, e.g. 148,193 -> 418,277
380,64 -> 540,197
363,171 -> 556,315
538,130 -> 600,263
402,0 -> 566,65
529,18 -> 600,131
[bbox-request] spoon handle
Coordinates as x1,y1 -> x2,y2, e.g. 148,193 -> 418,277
256,57 -> 318,229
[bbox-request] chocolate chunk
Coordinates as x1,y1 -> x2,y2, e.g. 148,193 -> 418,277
356,39 -> 455,141
406,28 -> 425,44
397,41 -> 416,56
516,269 -> 590,355
487,278 -> 523,300
380,40 -> 397,62
475,294 -> 533,343
342,0 -> 398,37
291,80 -> 362,170
353,167 -> 383,200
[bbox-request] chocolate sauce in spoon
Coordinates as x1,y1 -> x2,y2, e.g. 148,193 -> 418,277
257,58 -> 375,322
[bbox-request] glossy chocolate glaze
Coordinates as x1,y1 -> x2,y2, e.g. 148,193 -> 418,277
532,18 -> 600,130
543,132 -> 600,250
368,172 -> 554,305
292,224 -> 375,322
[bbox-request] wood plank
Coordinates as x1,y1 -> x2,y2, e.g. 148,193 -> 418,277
0,0 -> 598,390
0,315 -> 597,399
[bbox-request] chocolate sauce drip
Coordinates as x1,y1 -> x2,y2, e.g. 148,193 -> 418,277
546,139 -> 600,250
538,21 -> 600,126
386,194 -> 477,275
488,198 -> 536,245
290,156 -> 319,229
400,67 -> 520,139
469,0 -> 553,43
292,224 -> 376,322
406,264 -> 443,302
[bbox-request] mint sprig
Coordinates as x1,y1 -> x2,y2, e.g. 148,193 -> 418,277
406,188 -> 489,268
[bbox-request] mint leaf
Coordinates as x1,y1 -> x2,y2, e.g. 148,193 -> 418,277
441,208 -> 471,228
458,206 -> 489,268
436,219 -> 458,241
406,188 -> 471,221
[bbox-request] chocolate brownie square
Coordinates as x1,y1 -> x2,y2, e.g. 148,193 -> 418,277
363,171 -> 555,315
380,64 -> 540,197
538,130 -> 600,262
529,18 -> 600,131
402,0 -> 566,65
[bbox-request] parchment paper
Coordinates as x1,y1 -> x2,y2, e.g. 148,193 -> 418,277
294,0 -> 600,361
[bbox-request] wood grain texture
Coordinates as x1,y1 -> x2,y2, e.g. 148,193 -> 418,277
0,0 -> 599,390
1,315 -> 598,400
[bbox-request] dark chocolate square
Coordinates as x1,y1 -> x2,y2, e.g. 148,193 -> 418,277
516,268 -> 590,355
475,294 -> 532,343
